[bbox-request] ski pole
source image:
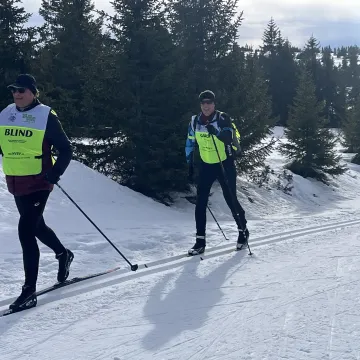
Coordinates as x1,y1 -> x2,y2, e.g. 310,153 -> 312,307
56,183 -> 138,271
210,135 -> 252,255
188,178 -> 229,241
184,193 -> 228,240
207,205 -> 229,241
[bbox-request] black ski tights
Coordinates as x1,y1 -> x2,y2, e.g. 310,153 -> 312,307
14,190 -> 66,287
195,159 -> 247,237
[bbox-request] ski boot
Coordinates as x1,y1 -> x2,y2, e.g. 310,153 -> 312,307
56,249 -> 74,283
9,284 -> 37,312
188,235 -> 206,256
236,227 -> 249,250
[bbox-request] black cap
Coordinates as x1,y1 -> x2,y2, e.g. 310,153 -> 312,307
199,90 -> 215,102
7,74 -> 38,94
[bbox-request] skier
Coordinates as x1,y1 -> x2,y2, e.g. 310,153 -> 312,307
186,90 -> 249,255
0,74 -> 74,311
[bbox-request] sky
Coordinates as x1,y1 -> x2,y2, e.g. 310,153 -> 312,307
24,0 -> 360,49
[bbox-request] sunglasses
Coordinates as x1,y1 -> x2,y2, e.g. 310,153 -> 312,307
10,87 -> 26,94
200,99 -> 214,105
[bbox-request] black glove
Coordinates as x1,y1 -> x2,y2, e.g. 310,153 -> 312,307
45,170 -> 61,184
206,124 -> 219,136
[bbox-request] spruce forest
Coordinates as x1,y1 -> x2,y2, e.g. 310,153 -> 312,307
1,0 -> 359,203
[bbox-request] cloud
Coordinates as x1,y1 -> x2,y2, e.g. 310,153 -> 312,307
24,0 -> 360,48
239,21 -> 360,49
237,0 -> 360,47
239,0 -> 360,23
25,0 -> 113,15
303,20 -> 360,48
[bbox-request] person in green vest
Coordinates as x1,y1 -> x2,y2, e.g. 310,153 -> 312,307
185,90 -> 249,255
0,74 -> 74,312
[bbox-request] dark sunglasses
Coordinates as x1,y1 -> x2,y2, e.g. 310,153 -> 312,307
200,99 -> 214,105
10,87 -> 26,94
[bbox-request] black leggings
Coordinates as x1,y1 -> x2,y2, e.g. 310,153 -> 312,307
14,190 -> 66,287
195,159 -> 247,236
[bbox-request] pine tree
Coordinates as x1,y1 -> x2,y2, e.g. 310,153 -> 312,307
298,35 -> 322,101
259,19 -> 298,126
89,0 -> 187,202
0,0 -> 37,110
35,0 -> 104,135
70,28 -> 119,168
342,95 -> 360,156
341,56 -> 348,73
333,81 -> 347,129
220,45 -> 275,173
167,0 -> 243,96
273,39 -> 299,126
280,68 -> 346,183
320,46 -> 340,127
259,18 -> 280,124
346,46 -> 360,107
260,18 -> 279,56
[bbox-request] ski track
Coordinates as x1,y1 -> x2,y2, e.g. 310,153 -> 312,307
1,225 -> 360,359
0,219 -> 358,319
1,205 -> 360,301
2,214 -> 360,312
327,257 -> 340,360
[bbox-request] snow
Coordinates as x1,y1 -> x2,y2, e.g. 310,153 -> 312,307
2,126 -> 360,358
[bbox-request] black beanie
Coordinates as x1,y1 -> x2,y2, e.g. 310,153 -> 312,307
199,90 -> 215,102
7,74 -> 38,95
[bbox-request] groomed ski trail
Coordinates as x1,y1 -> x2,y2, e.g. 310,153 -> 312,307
2,222 -> 360,360
1,216 -> 360,315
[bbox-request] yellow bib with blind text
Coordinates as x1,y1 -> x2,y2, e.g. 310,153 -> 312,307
0,104 -> 50,176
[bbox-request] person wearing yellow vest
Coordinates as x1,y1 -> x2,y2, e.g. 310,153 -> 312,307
185,90 -> 249,255
0,74 -> 74,312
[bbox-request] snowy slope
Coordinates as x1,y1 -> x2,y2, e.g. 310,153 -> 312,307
1,126 -> 360,359
0,159 -> 196,300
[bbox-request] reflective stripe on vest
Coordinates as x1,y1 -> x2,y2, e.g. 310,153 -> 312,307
0,103 -> 50,176
192,115 -> 227,164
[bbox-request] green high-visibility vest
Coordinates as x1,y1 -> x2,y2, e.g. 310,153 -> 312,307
0,103 -> 51,176
190,111 -> 242,164
190,113 -> 227,164
194,129 -> 227,164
